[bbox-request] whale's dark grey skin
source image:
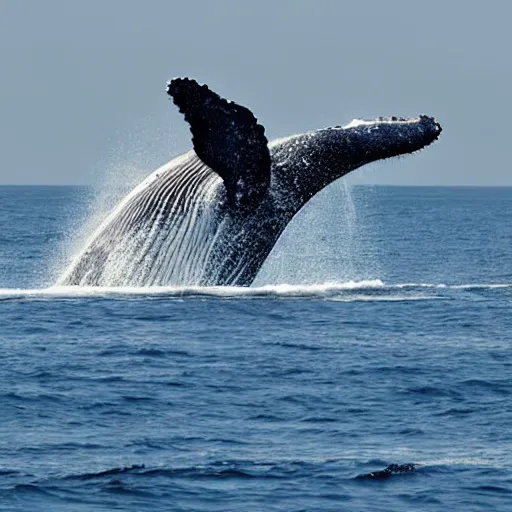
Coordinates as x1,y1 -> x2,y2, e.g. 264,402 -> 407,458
58,78 -> 441,287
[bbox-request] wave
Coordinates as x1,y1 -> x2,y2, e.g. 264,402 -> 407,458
394,283 -> 512,290
0,280 -> 510,301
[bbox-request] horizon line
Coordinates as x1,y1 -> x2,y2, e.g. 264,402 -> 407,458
1,183 -> 512,189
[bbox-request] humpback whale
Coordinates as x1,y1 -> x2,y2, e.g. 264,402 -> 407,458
58,78 -> 441,287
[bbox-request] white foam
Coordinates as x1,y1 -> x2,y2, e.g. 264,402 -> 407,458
0,280 -> 382,299
393,283 -> 512,289
342,117 -> 419,129
1,280 -> 510,301
342,119 -> 377,129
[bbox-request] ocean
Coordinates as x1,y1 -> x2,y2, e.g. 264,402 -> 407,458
0,185 -> 511,511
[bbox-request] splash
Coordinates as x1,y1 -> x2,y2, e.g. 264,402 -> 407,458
52,115 -> 177,285
255,182 -> 373,285
2,281 -> 510,302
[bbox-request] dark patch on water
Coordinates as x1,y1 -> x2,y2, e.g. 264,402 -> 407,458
356,463 -> 417,480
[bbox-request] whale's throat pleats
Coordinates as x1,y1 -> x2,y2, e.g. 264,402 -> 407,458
167,78 -> 271,208
58,153 -> 230,286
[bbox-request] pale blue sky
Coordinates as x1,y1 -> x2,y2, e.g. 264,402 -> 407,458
0,0 -> 510,185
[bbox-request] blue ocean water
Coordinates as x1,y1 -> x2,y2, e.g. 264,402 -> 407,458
0,185 -> 511,511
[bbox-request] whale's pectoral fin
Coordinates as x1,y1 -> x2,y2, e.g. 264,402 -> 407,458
167,78 -> 271,208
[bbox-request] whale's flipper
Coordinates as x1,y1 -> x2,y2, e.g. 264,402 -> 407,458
167,78 -> 271,208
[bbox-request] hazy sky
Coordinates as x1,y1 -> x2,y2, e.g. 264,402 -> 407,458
0,0 -> 510,185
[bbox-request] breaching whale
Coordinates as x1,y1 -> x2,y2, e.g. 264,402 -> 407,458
58,78 -> 441,287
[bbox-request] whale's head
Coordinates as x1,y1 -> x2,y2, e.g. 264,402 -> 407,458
334,115 -> 442,162
270,115 -> 442,205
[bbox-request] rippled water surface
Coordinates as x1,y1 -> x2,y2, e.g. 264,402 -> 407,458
0,185 -> 511,511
